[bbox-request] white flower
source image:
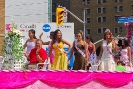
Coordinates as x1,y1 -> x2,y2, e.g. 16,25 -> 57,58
13,30 -> 22,36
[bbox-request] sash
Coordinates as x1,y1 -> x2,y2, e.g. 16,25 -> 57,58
75,40 -> 85,58
106,46 -> 114,58
55,42 -> 64,53
104,40 -> 114,58
48,41 -> 51,48
121,55 -> 129,66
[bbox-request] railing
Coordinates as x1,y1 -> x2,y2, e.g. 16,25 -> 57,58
94,35 -> 124,45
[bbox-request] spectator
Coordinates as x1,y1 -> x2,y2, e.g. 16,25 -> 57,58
116,61 -> 126,72
24,39 -> 47,69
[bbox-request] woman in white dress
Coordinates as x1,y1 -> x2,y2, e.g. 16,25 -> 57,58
97,29 -> 117,71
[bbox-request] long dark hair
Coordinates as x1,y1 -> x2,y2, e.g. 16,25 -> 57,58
86,34 -> 94,43
122,39 -> 130,49
53,29 -> 62,43
50,31 -> 54,37
29,29 -> 37,39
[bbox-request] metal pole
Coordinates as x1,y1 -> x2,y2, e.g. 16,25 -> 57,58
83,10 -> 86,41
66,9 -> 84,24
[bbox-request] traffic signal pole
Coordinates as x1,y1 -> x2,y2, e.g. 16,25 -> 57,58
63,7 -> 86,41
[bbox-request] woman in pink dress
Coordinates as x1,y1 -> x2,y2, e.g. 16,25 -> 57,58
39,31 -> 55,65
120,39 -> 132,71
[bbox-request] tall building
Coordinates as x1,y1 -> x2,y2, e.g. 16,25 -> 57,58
52,0 -> 70,22
70,0 -> 133,44
5,0 -> 52,23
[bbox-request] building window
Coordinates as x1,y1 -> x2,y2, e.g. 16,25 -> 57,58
98,28 -> 102,33
98,8 -> 101,13
87,0 -> 90,4
98,0 -> 101,4
103,17 -> 106,22
114,0 -> 122,2
82,0 -> 86,5
86,9 -> 90,14
97,28 -> 106,34
114,28 -> 118,33
103,8 -> 106,13
114,6 -> 123,12
114,6 -> 117,12
131,5 -> 133,10
114,27 -> 123,33
87,28 -> 90,34
114,16 -> 122,22
98,17 -> 102,22
87,18 -> 90,23
119,6 -> 123,11
119,27 -> 123,33
98,17 -> 106,22
98,8 -> 106,13
98,0 -> 106,4
103,0 -> 106,3
103,28 -> 106,33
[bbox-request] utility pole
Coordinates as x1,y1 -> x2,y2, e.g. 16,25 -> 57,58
63,7 -> 86,40
83,10 -> 86,41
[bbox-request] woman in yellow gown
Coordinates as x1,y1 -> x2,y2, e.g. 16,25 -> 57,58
48,29 -> 71,70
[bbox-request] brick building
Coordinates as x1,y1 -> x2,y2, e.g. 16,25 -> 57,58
70,0 -> 133,45
0,0 -> 5,55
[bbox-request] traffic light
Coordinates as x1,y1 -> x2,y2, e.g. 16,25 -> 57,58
56,7 -> 64,26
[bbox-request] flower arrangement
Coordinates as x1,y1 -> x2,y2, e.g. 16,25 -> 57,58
124,22 -> 133,41
2,20 -> 24,70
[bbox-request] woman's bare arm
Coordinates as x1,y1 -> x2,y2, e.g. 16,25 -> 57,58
62,39 -> 72,53
97,42 -> 103,60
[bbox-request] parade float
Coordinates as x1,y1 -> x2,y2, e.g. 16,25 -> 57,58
0,21 -> 133,89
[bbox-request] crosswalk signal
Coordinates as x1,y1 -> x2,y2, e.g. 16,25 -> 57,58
56,7 -> 64,26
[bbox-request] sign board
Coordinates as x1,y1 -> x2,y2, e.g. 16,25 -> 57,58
118,16 -> 133,23
5,23 -> 74,49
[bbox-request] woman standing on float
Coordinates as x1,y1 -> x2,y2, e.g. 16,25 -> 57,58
120,39 -> 132,71
97,29 -> 117,71
24,29 -> 37,64
39,31 -> 55,66
85,35 -> 96,60
48,29 -> 71,70
69,30 -> 89,70
85,35 -> 96,70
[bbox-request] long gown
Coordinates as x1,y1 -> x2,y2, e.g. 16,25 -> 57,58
52,42 -> 67,70
73,44 -> 86,70
120,49 -> 131,71
100,40 -> 115,71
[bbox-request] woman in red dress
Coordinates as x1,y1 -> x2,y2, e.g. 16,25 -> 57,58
85,35 -> 96,70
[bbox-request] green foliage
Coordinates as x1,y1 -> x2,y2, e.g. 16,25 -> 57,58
3,33 -> 24,61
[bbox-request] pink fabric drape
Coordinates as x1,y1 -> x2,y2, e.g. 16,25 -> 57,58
0,70 -> 133,89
